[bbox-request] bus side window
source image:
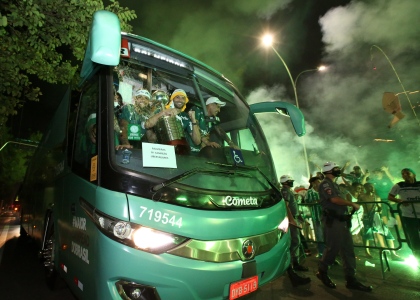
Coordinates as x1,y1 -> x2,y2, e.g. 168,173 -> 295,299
73,80 -> 99,178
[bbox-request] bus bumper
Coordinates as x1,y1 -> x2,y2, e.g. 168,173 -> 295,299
93,232 -> 290,300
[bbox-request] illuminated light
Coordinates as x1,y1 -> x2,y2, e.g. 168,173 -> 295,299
132,227 -> 175,250
33,225 -> 36,229
404,255 -> 419,269
62,244 -> 68,250
261,34 -> 274,47
277,216 -> 289,233
176,196 -> 188,202
374,139 -> 395,142
318,65 -> 327,71
113,221 -> 132,239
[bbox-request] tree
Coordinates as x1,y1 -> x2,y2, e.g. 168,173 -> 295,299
0,0 -> 137,127
0,127 -> 40,203
0,0 -> 137,200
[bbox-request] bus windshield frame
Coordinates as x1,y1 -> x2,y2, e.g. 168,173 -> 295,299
100,36 -> 281,209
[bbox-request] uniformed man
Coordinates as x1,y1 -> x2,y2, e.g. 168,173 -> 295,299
279,175 -> 311,287
316,162 -> 373,292
280,175 -> 309,272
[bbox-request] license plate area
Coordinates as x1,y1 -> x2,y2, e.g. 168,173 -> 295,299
229,275 -> 258,300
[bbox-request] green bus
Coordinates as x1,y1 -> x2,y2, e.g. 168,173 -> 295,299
19,10 -> 306,300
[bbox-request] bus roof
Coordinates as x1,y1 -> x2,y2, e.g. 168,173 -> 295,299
80,10 -> 234,94
121,32 -> 226,80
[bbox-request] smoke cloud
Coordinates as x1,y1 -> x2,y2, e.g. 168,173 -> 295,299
301,0 -> 420,182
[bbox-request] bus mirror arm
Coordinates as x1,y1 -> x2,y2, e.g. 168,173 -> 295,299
249,101 -> 306,137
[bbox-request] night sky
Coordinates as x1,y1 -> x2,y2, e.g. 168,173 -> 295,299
10,0 -> 420,185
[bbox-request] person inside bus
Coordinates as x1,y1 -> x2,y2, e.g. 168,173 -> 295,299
163,89 -> 201,152
114,92 -> 124,119
139,89 -> 203,155
75,112 -> 97,169
184,96 -> 239,163
117,89 -> 152,149
191,97 -> 239,150
85,113 -> 97,153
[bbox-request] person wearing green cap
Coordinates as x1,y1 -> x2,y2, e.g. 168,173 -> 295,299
388,168 -> 420,260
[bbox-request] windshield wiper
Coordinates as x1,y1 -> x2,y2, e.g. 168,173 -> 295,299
205,162 -> 282,199
206,161 -> 257,170
151,167 -> 250,192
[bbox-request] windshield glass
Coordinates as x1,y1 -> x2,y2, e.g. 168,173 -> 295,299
110,43 -> 277,200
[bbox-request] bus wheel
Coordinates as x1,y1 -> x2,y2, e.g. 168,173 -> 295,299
42,211 -> 57,289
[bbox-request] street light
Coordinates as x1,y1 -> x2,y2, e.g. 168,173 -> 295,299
370,45 -> 420,128
294,66 -> 327,89
261,33 -> 311,179
261,34 -> 299,107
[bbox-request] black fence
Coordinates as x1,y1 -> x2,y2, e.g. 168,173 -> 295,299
297,200 -> 419,279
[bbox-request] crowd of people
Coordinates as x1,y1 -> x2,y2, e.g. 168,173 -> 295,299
279,162 -> 420,292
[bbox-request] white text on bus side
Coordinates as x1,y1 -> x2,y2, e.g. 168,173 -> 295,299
72,241 -> 90,264
73,216 -> 86,230
72,216 -> 89,264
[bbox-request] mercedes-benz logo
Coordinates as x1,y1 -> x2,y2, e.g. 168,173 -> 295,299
242,239 -> 255,260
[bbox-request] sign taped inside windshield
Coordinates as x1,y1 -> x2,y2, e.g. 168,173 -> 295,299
142,142 -> 177,168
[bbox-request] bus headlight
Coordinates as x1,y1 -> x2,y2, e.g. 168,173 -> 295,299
113,221 -> 132,239
81,201 -> 188,254
132,227 -> 183,252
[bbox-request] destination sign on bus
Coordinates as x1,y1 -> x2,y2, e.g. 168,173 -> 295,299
132,43 -> 188,68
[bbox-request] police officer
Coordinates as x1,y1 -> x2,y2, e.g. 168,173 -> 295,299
279,175 -> 311,287
280,175 -> 308,272
316,162 -> 372,291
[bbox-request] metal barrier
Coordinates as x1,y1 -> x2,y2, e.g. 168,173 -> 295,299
297,200 -> 415,279
395,200 -> 420,259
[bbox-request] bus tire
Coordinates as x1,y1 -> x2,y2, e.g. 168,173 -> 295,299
42,210 -> 58,290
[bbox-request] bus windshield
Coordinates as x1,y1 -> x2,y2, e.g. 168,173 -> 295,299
109,38 -> 277,208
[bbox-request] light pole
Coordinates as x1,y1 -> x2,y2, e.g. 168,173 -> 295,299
294,66 -> 327,89
370,45 -> 420,127
261,34 -> 311,179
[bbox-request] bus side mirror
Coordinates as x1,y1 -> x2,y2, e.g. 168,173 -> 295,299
249,101 -> 306,137
80,10 -> 121,82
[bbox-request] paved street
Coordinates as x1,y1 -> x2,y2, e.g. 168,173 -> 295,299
0,211 -> 75,300
0,220 -> 419,300
247,243 -> 420,300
